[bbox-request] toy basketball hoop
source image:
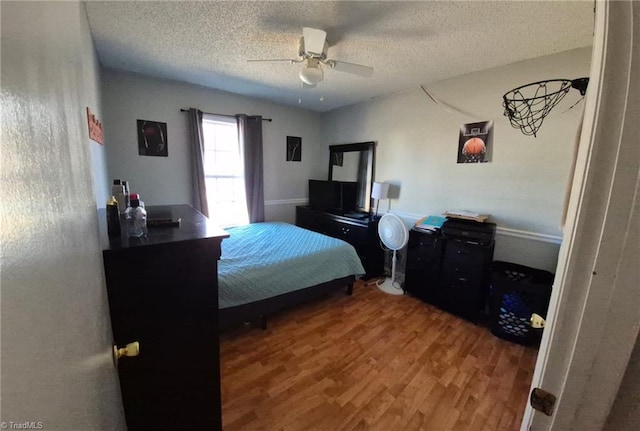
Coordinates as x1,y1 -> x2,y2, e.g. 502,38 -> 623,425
502,77 -> 589,137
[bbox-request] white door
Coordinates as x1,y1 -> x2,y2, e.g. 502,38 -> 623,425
523,1 -> 640,430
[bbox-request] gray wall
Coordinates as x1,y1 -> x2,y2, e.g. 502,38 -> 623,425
84,18 -> 109,207
1,2 -> 125,430
101,70 -> 325,223
102,49 -> 590,271
322,48 -> 592,272
605,332 -> 640,431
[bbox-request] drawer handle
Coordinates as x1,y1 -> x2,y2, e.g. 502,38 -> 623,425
113,341 -> 140,367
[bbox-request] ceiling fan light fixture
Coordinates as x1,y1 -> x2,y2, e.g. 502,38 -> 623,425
299,65 -> 323,85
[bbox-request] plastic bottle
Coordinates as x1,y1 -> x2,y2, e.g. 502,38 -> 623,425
125,195 -> 148,238
130,192 -> 145,208
122,180 -> 131,209
111,180 -> 127,214
106,196 -> 121,238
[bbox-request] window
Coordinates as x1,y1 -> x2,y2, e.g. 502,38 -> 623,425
202,115 -> 249,227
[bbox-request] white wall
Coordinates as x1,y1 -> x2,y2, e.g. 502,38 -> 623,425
322,48 -> 591,272
101,70 -> 324,223
1,2 -> 125,430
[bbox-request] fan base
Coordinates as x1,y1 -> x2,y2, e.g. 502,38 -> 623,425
376,278 -> 404,296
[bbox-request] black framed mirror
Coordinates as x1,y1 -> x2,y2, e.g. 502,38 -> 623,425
328,142 -> 375,213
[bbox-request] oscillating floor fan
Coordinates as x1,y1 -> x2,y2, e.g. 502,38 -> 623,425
376,213 -> 409,295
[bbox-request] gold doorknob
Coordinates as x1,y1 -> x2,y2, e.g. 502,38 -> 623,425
113,341 -> 140,367
530,313 -> 546,329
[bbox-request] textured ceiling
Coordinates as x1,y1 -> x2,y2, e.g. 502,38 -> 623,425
85,1 -> 594,112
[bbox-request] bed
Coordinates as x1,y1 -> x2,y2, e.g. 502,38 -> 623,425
218,221 -> 366,330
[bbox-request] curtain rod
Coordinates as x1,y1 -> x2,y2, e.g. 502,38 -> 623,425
180,108 -> 272,122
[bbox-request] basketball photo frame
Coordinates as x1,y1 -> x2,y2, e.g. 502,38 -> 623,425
137,119 -> 168,157
457,120 -> 493,163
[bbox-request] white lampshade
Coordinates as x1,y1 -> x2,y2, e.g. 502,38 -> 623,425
299,65 -> 324,85
371,182 -> 390,200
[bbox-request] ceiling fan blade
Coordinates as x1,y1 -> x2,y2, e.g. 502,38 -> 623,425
247,59 -> 299,63
302,27 -> 327,56
329,60 -> 374,77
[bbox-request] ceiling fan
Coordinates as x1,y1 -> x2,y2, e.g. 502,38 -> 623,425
248,27 -> 374,88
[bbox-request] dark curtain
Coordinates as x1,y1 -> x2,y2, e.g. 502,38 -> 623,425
236,114 -> 264,223
187,108 -> 209,217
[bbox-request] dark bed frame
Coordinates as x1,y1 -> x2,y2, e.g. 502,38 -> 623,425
218,275 -> 355,331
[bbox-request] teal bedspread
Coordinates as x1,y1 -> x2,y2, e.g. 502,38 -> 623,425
218,222 -> 365,309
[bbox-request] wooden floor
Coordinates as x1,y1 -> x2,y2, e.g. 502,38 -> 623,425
220,281 -> 538,431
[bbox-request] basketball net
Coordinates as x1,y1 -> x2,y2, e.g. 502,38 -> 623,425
502,79 -> 574,137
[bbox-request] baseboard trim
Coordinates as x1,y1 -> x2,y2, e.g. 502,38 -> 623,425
495,226 -> 563,244
262,205 -> 563,244
264,198 -> 307,206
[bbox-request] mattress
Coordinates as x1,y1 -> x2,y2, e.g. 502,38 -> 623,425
218,222 -> 365,309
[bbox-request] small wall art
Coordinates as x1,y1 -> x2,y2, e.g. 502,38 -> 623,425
137,119 -> 168,157
86,107 -> 104,144
286,136 -> 301,162
457,120 -> 493,163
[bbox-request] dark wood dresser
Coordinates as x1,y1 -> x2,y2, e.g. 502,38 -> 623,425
101,205 -> 228,431
437,237 -> 495,321
405,220 -> 495,322
404,229 -> 443,303
295,205 -> 384,279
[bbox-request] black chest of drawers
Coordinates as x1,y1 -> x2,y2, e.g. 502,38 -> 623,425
404,229 -> 443,303
437,238 -> 495,321
405,221 -> 495,322
295,205 -> 384,279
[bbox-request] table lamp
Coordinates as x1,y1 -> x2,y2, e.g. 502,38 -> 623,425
371,182 -> 389,217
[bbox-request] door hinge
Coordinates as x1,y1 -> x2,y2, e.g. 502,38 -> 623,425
530,387 -> 556,416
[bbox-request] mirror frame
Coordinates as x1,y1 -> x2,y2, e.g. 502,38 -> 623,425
328,142 -> 375,213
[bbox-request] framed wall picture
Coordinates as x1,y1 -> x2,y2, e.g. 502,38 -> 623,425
137,119 -> 168,157
86,107 -> 103,144
457,120 -> 493,163
286,136 -> 301,162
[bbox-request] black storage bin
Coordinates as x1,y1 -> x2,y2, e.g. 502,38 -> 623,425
489,261 -> 554,346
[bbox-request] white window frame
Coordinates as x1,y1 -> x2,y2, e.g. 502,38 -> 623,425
202,114 -> 248,227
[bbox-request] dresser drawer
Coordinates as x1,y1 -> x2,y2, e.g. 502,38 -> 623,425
440,259 -> 485,281
439,272 -> 484,292
327,221 -> 368,243
105,260 -> 218,314
438,275 -> 485,321
443,240 -> 488,266
296,206 -> 331,234
407,231 -> 441,264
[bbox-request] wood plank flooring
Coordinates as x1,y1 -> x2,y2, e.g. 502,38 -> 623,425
220,281 -> 538,431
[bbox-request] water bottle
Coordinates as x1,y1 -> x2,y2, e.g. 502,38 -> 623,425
130,192 -> 145,208
122,180 -> 131,209
125,196 -> 147,238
